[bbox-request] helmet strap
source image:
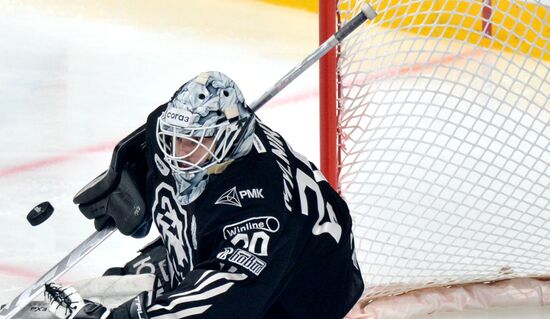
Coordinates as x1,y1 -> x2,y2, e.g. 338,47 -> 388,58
207,160 -> 234,175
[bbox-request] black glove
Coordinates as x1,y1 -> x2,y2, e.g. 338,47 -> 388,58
74,168 -> 149,237
73,125 -> 151,238
109,293 -> 150,319
45,283 -> 150,319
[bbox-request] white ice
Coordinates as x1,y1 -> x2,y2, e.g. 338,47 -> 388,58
0,1 -> 548,318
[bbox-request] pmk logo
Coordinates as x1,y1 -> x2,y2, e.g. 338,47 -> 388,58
239,189 -> 264,199
215,186 -> 264,207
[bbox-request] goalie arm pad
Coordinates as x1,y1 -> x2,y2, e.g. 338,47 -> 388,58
74,125 -> 151,238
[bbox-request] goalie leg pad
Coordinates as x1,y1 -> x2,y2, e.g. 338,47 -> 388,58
102,237 -> 170,299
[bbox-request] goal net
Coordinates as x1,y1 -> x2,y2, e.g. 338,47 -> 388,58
319,0 -> 550,314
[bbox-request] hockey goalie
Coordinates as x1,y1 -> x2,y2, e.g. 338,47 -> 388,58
40,71 -> 364,319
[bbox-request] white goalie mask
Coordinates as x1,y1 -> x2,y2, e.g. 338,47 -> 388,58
156,71 -> 255,202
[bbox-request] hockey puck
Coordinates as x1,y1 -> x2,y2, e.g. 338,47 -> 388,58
27,201 -> 54,226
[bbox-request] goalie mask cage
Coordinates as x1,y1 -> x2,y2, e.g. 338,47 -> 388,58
319,0 -> 550,311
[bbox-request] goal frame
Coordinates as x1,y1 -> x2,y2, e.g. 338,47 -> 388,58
319,0 -> 339,190
319,0 -> 495,190
318,1 -> 550,316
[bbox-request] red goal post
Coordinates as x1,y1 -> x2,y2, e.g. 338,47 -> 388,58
319,0 -> 339,190
320,0 -> 550,316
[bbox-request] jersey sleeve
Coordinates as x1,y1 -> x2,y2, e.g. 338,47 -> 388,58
144,203 -> 303,319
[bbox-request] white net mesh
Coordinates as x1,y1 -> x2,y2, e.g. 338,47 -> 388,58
335,0 -> 550,299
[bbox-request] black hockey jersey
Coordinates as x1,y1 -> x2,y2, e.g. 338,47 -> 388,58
142,104 -> 364,319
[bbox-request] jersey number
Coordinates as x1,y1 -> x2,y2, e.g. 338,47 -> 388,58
296,169 -> 342,243
230,232 -> 270,256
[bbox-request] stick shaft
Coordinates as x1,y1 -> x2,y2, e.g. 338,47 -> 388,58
249,4 -> 377,112
0,225 -> 116,319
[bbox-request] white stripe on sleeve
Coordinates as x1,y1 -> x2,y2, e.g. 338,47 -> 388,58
147,272 -> 247,313
148,282 -> 234,312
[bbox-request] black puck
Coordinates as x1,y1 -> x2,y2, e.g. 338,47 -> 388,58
27,201 -> 54,226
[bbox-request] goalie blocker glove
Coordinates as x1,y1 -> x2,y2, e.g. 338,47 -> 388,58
45,283 -> 149,319
73,126 -> 152,238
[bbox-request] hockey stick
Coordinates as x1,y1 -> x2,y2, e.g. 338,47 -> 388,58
250,4 -> 377,111
0,126 -> 145,319
0,225 -> 116,319
0,4 -> 377,318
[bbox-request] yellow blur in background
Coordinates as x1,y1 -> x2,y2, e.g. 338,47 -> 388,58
266,0 -> 550,61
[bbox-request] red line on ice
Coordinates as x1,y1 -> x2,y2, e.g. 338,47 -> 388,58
0,264 -> 42,280
0,142 -> 117,179
0,49 -> 478,279
0,47 -> 483,180
0,91 -> 317,180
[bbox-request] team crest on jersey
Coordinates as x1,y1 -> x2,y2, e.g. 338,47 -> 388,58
152,182 -> 194,282
215,186 -> 265,207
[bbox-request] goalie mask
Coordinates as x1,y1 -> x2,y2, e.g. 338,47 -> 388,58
157,71 -> 255,204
